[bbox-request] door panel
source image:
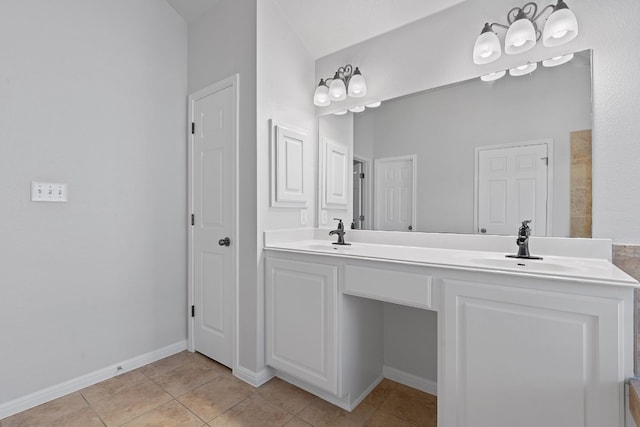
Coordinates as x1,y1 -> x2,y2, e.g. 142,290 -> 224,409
191,80 -> 236,368
477,143 -> 548,236
375,156 -> 415,231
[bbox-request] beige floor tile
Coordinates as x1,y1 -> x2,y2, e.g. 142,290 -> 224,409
364,409 -> 414,427
1,392 -> 88,427
178,375 -> 253,422
208,394 -> 293,427
283,417 -> 314,427
49,406 -> 105,427
153,359 -> 228,397
139,351 -> 197,379
361,379 -> 399,409
257,377 -> 316,415
298,398 -> 376,427
122,400 -> 204,427
378,384 -> 436,427
92,378 -> 172,426
81,370 -> 148,405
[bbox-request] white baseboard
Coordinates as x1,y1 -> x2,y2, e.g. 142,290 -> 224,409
383,365 -> 437,396
350,374 -> 384,409
0,340 -> 187,420
234,365 -> 274,388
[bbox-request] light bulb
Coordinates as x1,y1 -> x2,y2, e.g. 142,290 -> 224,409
473,26 -> 501,64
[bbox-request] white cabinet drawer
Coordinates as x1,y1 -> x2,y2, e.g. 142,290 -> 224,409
343,264 -> 432,309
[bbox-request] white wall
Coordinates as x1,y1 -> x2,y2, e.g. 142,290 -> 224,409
354,59 -> 591,235
317,0 -> 640,244
0,0 -> 187,404
188,0 -> 259,372
257,0 -> 316,373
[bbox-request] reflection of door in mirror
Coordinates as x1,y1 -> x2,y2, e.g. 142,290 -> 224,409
374,155 -> 416,231
476,141 -> 549,236
352,159 -> 365,229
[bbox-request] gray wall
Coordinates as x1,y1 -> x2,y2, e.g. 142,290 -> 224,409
0,0 -> 187,403
354,58 -> 591,236
188,0 -> 258,372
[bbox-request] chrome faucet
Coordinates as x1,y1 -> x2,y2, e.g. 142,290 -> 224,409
506,220 -> 542,260
329,218 -> 350,245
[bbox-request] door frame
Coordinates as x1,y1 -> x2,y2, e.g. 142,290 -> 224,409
473,139 -> 553,236
373,154 -> 417,231
353,155 -> 372,229
187,74 -> 239,373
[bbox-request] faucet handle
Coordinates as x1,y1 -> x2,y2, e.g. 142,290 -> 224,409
333,218 -> 344,230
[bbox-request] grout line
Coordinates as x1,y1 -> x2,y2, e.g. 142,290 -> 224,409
174,398 -> 208,425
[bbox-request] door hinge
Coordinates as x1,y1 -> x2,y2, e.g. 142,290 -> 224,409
191,214 -> 195,226
191,122 -> 195,134
541,156 -> 549,166
360,172 -> 365,179
191,305 -> 195,317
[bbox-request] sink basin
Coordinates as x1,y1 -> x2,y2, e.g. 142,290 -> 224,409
294,242 -> 355,252
467,257 -> 574,273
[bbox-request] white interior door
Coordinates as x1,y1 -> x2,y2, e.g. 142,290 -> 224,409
189,76 -> 237,368
477,143 -> 548,236
374,156 -> 416,231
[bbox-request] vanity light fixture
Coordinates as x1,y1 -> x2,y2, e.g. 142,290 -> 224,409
365,101 -> 382,108
349,106 -> 365,113
472,1 -> 579,65
542,52 -> 574,67
333,110 -> 348,116
314,64 -> 367,107
509,62 -> 538,76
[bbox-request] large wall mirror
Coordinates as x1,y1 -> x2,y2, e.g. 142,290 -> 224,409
318,49 -> 592,237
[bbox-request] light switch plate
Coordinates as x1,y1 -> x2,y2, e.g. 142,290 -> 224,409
31,182 -> 68,202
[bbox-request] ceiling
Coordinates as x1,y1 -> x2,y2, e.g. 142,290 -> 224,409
166,0 -> 465,59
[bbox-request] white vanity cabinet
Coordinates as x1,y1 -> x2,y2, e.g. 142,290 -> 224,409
441,275 -> 633,427
265,257 -> 339,395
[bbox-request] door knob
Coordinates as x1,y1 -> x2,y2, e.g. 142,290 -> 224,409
408,225 -> 413,231
218,237 -> 231,247
480,228 -> 487,234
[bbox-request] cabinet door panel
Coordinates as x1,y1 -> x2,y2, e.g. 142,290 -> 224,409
266,258 -> 338,395
442,279 -> 623,427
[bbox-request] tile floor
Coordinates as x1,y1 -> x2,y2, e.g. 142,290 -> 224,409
1,351 -> 437,427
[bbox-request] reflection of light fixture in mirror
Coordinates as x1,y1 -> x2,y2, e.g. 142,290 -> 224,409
349,106 -> 365,113
481,70 -> 507,82
333,110 -> 348,116
509,62 -> 538,76
365,101 -> 382,108
314,64 -> 367,106
542,52 -> 574,67
473,1 -> 579,65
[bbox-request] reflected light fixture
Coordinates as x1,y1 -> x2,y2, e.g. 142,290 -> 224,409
472,1 -> 578,65
481,70 -> 507,82
365,101 -> 382,108
509,62 -> 538,76
314,64 -> 367,107
542,52 -> 574,67
333,110 -> 348,116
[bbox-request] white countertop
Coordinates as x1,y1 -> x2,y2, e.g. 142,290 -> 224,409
264,239 -> 639,287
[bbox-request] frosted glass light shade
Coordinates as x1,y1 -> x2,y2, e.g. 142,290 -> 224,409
505,18 -> 536,54
349,105 -> 365,113
473,30 -> 502,64
481,70 -> 506,82
313,83 -> 330,107
365,101 -> 382,108
333,110 -> 348,116
329,78 -> 347,101
348,69 -> 367,97
509,62 -> 537,76
542,53 -> 574,67
543,8 -> 578,47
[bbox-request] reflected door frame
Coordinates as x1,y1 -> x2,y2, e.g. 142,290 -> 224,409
474,139 -> 554,236
353,156 -> 372,230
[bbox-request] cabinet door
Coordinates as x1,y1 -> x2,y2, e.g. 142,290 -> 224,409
441,279 -> 624,427
266,258 -> 338,395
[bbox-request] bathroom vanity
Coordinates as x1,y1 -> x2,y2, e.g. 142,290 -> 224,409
263,229 -> 638,427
